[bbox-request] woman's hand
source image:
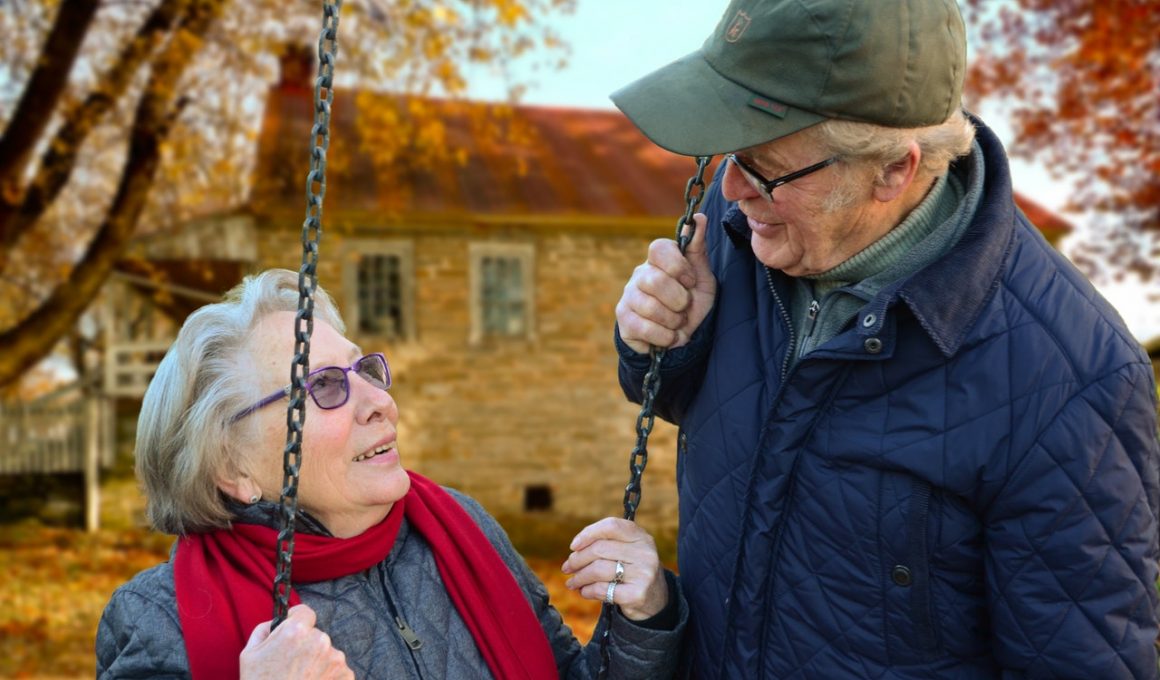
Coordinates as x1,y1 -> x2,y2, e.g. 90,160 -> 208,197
562,517 -> 668,621
240,604 -> 354,680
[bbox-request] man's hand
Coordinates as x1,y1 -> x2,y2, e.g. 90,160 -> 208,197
616,213 -> 716,354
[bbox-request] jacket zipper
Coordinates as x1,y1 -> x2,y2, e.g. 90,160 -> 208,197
799,298 -> 820,360
719,267 -> 798,677
395,615 -> 424,651
371,566 -> 426,678
752,268 -> 861,674
764,266 -> 795,383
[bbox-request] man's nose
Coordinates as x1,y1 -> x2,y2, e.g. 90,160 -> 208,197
721,159 -> 760,202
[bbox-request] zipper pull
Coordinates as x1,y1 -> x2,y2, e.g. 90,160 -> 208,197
396,615 -> 423,650
807,300 -> 820,320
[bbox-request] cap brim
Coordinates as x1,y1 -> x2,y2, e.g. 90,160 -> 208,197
610,51 -> 827,157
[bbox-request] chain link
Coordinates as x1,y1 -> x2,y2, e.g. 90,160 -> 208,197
596,155 -> 712,678
272,0 -> 342,629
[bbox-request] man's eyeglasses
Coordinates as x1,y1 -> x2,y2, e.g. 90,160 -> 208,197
231,353 -> 391,423
727,153 -> 839,203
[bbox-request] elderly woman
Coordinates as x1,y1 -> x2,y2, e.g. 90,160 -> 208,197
96,269 -> 685,679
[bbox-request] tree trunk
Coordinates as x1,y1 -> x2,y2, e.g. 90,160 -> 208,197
0,0 -> 225,389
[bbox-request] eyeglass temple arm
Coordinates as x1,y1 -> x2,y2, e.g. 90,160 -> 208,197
231,385 -> 293,423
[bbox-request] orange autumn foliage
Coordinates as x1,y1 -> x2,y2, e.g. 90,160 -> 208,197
963,0 -> 1160,279
0,477 -> 604,678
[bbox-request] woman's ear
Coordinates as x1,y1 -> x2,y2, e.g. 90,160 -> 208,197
873,140 -> 922,203
216,470 -> 261,504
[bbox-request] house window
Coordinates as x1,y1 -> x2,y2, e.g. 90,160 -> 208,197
342,240 -> 414,340
358,254 -> 403,335
469,243 -> 534,342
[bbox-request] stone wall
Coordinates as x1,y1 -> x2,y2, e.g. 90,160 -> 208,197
255,216 -> 682,535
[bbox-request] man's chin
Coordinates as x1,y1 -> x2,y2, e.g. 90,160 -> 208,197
749,231 -> 788,266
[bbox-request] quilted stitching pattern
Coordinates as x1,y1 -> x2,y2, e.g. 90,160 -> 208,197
619,121 -> 1160,679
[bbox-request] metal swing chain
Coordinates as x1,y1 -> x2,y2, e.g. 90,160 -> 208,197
596,154 -> 712,678
272,0 -> 343,629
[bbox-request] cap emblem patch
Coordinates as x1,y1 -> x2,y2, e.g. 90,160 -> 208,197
725,10 -> 751,43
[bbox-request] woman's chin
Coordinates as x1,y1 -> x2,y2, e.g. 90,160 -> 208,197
375,465 -> 411,502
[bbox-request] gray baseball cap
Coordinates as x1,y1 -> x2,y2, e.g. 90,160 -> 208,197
611,0 -> 966,156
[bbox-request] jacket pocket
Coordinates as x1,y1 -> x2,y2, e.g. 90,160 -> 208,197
904,478 -> 939,654
882,474 -> 942,661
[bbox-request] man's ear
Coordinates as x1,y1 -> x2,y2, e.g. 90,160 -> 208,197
873,140 -> 922,203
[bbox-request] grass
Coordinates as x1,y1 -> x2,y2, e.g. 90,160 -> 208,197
0,475 -> 671,678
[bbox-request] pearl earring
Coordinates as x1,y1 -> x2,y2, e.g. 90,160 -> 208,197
249,493 -> 261,504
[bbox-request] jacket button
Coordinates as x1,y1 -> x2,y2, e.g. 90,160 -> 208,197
864,337 -> 883,354
891,565 -> 913,586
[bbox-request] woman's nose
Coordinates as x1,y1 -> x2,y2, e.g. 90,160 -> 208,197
721,158 -> 760,202
352,373 -> 397,424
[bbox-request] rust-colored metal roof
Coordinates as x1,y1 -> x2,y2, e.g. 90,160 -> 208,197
1011,191 -> 1074,244
250,59 -> 1070,240
251,85 -> 721,222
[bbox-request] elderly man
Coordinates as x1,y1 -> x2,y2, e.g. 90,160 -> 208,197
612,0 -> 1160,677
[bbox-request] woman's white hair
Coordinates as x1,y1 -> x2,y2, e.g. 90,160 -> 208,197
804,109 -> 977,211
135,269 -> 344,535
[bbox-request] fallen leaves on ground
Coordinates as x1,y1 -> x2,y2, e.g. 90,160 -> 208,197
0,523 -> 601,678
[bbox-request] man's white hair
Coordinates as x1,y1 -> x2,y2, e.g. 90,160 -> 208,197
806,109 -> 977,212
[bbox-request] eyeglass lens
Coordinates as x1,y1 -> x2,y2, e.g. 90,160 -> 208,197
306,355 -> 390,409
356,354 -> 390,389
730,156 -> 772,201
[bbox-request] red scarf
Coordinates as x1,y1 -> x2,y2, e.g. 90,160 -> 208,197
174,472 -> 557,679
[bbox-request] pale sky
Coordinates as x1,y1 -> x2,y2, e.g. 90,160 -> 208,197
463,0 -> 1159,343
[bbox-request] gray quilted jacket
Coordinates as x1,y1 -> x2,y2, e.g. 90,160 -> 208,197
96,488 -> 686,679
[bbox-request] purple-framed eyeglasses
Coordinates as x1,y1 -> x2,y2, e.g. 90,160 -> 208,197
231,353 -> 391,423
727,153 -> 839,203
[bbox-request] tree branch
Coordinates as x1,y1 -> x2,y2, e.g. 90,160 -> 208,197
0,0 -> 100,198
0,0 -> 184,273
0,0 -> 226,388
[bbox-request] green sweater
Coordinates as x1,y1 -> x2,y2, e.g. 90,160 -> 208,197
788,142 -> 984,364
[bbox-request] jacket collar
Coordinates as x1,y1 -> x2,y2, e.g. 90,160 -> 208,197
897,116 -> 1014,357
722,114 -> 1015,358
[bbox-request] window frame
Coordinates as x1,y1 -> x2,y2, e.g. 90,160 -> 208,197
468,242 -> 536,344
341,239 -> 416,342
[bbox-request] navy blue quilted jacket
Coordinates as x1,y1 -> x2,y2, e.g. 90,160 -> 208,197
617,118 -> 1160,679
